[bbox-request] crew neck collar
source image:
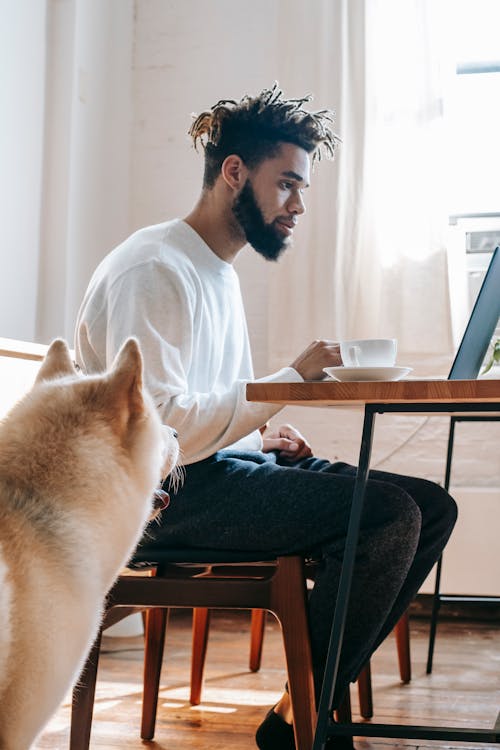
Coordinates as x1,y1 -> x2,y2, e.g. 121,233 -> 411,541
175,219 -> 235,275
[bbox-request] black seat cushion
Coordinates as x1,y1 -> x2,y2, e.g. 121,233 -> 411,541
129,544 -> 278,567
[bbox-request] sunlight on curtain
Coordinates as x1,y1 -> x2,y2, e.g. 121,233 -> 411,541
268,0 -> 456,365
266,0 -> 355,369
354,0 -> 453,353
365,1 -> 448,269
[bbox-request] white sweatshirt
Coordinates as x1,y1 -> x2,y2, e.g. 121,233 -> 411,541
75,219 -> 301,464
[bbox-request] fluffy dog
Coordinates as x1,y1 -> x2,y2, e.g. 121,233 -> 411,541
0,338 -> 178,749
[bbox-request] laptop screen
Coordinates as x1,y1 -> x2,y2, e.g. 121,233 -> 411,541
448,246 -> 500,380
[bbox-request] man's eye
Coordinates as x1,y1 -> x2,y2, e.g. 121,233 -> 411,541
280,181 -> 293,190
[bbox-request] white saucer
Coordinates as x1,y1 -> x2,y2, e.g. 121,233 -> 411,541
323,366 -> 413,382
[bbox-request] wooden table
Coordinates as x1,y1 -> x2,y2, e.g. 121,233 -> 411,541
246,378 -> 500,749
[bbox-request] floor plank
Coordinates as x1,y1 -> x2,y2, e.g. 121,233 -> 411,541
35,611 -> 500,749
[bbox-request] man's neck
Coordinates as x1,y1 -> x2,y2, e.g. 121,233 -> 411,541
183,192 -> 246,264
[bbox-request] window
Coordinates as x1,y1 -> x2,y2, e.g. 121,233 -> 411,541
445,0 -> 500,215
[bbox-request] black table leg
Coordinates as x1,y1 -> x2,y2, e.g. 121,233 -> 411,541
313,406 -> 376,750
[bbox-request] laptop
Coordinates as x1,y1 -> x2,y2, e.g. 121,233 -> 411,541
448,245 -> 500,379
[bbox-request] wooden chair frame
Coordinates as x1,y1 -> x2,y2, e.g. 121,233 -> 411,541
71,555 -> 317,750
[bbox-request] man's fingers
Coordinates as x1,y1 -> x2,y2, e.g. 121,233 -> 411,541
291,339 -> 343,380
265,438 -> 299,452
291,445 -> 313,460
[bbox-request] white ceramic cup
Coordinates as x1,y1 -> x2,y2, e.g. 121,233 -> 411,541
340,338 -> 397,368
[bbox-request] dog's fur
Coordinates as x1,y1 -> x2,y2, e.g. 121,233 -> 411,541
0,338 -> 178,749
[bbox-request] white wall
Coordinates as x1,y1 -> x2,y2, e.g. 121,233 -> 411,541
419,487 -> 500,596
131,0 -> 290,375
0,0 -> 47,340
0,0 -> 134,343
131,0 -> 282,226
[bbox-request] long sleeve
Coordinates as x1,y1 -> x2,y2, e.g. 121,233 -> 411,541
75,221 -> 301,464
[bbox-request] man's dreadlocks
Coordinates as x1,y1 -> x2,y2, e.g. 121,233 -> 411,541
189,83 -> 340,188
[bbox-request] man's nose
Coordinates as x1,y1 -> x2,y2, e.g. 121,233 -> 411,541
289,191 -> 306,215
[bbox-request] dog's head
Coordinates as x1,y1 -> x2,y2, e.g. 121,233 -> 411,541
1,338 -> 179,515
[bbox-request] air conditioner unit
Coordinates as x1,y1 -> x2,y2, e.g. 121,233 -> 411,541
449,213 -> 500,314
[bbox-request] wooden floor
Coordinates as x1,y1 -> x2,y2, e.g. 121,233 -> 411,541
36,610 -> 500,749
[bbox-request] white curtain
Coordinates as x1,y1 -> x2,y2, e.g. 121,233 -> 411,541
38,0 -> 134,344
0,0 -> 133,344
268,0 -> 455,369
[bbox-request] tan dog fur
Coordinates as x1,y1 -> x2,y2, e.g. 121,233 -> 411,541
0,338 -> 178,749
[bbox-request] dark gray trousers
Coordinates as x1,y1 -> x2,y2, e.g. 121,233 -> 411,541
148,450 -> 457,705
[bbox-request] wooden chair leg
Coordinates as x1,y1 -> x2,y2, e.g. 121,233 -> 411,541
335,664 -> 373,724
395,610 -> 411,683
273,557 -> 316,750
70,629 -> 102,750
141,607 -> 169,740
357,661 -> 373,719
190,607 -> 211,705
249,608 -> 266,672
334,686 -> 352,723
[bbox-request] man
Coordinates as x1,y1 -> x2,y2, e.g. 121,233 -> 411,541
75,84 -> 457,749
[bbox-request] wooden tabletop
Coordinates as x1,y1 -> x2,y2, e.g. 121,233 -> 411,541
246,379 -> 500,406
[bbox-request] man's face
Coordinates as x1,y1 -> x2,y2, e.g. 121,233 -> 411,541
232,143 -> 310,261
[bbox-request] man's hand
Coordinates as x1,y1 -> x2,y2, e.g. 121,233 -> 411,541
262,424 -> 313,461
290,339 -> 342,380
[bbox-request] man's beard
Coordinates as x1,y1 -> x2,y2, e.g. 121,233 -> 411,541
232,180 -> 289,261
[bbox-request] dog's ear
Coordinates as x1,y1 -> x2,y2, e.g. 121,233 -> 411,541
35,339 -> 77,384
107,338 -> 145,418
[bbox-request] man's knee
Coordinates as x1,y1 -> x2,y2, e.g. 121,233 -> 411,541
412,477 -> 458,536
363,483 -> 422,553
433,482 -> 458,530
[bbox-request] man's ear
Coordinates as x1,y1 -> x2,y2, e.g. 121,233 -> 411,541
35,339 -> 76,384
220,154 -> 248,191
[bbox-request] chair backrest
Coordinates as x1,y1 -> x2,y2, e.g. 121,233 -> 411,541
0,338 -> 78,419
0,338 -> 46,419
